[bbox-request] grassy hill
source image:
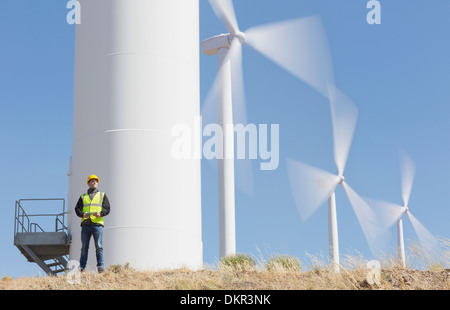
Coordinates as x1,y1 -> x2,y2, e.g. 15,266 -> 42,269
1,253 -> 449,290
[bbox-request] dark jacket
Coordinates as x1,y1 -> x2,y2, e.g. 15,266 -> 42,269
74,188 -> 111,227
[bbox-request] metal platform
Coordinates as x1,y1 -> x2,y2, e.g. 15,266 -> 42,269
14,199 -> 70,276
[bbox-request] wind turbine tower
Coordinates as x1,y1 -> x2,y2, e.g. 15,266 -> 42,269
68,0 -> 203,270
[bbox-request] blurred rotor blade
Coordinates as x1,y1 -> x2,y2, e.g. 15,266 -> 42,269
244,16 -> 334,98
201,38 -> 252,196
201,38 -> 247,127
286,159 -> 340,222
365,198 -> 406,229
341,182 -> 389,257
201,69 -> 219,126
406,211 -> 440,260
228,38 -> 253,196
235,157 -> 254,197
201,123 -> 255,197
208,0 -> 240,34
400,152 -> 416,208
328,85 -> 359,176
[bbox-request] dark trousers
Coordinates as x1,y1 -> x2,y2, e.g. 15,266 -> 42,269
79,225 -> 104,270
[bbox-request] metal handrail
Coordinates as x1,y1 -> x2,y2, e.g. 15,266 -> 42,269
56,213 -> 66,232
14,199 -> 67,236
30,223 -> 45,233
14,203 -> 30,234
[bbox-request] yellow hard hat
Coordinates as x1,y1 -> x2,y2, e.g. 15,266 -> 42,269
87,174 -> 100,184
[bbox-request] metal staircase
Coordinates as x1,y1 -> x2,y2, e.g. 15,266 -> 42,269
14,199 -> 70,276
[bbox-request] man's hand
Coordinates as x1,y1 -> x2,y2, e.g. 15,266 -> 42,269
83,212 -> 100,218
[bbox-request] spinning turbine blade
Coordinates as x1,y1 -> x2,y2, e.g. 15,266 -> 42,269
406,211 -> 440,259
341,182 -> 388,256
366,199 -> 405,229
234,156 -> 254,196
201,38 -> 248,126
244,16 -> 334,98
200,39 -> 253,196
400,152 -> 415,207
201,69 -> 219,126
208,0 -> 240,34
228,39 -> 254,196
286,159 -> 341,222
328,85 -> 359,176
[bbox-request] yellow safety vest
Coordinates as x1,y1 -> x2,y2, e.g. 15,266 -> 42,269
81,192 -> 105,226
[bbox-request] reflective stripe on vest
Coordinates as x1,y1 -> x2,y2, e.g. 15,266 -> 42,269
81,192 -> 105,225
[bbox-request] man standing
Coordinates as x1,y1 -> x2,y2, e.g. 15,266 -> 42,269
75,174 -> 111,273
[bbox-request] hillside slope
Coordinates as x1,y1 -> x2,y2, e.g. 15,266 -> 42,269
1,267 -> 449,290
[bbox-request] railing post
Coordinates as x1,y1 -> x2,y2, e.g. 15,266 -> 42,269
14,201 -> 17,236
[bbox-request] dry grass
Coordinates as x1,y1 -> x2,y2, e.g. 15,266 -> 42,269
1,253 -> 449,290
2,239 -> 449,290
1,266 -> 448,290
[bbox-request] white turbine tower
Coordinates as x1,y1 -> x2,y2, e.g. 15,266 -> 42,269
369,153 -> 440,267
68,0 -> 202,270
201,0 -> 334,259
287,85 -> 383,272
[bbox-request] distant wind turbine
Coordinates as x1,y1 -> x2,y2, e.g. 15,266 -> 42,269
201,0 -> 334,258
287,85 -> 384,272
368,153 -> 440,267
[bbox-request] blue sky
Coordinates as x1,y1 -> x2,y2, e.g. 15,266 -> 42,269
1,1 -> 449,278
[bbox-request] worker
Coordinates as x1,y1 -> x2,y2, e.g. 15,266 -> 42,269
74,174 -> 111,273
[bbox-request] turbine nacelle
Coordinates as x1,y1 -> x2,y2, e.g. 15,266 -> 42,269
200,32 -> 245,56
201,33 -> 231,56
